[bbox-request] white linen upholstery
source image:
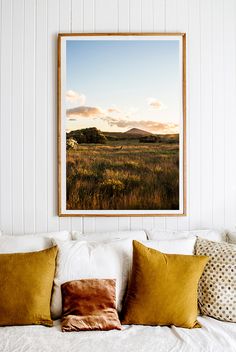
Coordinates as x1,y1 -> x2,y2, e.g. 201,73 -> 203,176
141,237 -> 196,255
72,230 -> 147,241
147,229 -> 226,242
15,230 -> 71,240
227,232 -> 236,244
31,230 -> 71,240
0,231 -> 70,253
0,317 -> 235,352
0,235 -> 53,253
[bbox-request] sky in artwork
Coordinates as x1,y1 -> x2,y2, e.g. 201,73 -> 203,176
66,38 -> 181,134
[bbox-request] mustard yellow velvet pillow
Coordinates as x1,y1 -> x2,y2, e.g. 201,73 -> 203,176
0,246 -> 58,327
122,241 -> 209,328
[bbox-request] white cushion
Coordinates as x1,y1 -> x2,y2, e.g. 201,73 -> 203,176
226,232 -> 236,244
1,230 -> 71,241
22,230 -> 71,241
72,230 -> 147,241
194,229 -> 226,242
147,229 -> 192,240
147,229 -> 226,242
141,237 -> 196,255
0,235 -> 53,253
51,238 -> 133,319
38,230 -> 71,240
0,231 -> 71,254
33,230 -> 71,240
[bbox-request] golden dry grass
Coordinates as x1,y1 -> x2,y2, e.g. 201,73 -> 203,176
66,142 -> 179,210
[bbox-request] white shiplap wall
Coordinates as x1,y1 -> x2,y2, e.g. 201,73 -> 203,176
0,0 -> 236,235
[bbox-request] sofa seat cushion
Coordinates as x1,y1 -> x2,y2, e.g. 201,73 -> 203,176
0,317 -> 235,352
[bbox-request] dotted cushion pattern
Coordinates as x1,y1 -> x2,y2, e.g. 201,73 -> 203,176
195,238 -> 236,322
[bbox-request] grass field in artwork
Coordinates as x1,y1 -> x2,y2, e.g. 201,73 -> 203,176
66,129 -> 179,210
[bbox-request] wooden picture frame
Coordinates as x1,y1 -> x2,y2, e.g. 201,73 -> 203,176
58,33 -> 186,217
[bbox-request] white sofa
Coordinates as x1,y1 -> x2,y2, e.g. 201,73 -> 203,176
1,316 -> 236,352
0,229 -> 236,352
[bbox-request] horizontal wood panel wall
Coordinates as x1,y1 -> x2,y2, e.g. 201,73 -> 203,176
0,0 -> 236,234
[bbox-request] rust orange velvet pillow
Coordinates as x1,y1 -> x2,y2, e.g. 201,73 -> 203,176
61,279 -> 122,331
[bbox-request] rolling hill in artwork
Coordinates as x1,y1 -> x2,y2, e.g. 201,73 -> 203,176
124,128 -> 152,136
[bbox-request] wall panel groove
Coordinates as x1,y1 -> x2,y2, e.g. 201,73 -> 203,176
200,0 -> 213,228
11,0 -> 24,234
47,0 -> 60,232
24,0 -> 36,234
1,0 -> 13,234
35,0 -> 48,233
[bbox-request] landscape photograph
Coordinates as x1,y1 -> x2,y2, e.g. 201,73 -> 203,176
62,36 -> 183,212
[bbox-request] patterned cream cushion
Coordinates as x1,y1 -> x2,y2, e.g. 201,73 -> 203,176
195,238 -> 236,322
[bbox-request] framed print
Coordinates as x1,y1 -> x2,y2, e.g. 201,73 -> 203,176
58,33 -> 186,217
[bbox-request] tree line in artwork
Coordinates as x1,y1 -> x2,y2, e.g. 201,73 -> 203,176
67,127 -> 179,150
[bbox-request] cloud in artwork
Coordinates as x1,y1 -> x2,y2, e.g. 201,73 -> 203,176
107,107 -> 120,114
67,106 -> 104,118
67,104 -> 139,120
147,97 -> 166,111
66,90 -> 86,105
